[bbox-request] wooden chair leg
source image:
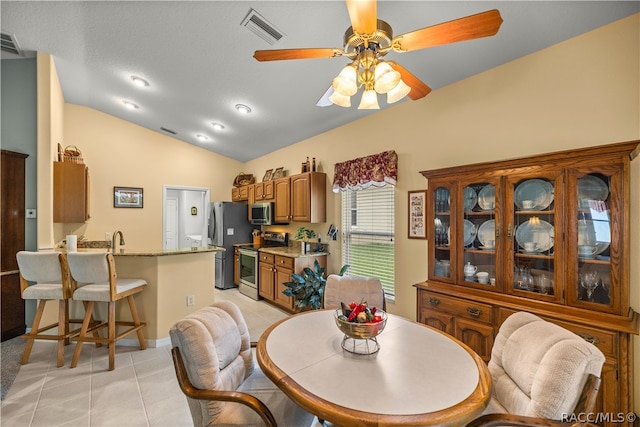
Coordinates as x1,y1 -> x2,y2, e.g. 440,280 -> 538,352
108,301 -> 116,371
127,295 -> 147,350
82,301 -> 103,348
71,300 -> 94,368
21,300 -> 46,365
56,300 -> 66,367
64,299 -> 71,345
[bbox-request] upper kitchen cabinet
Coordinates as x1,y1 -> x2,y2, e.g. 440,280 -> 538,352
54,161 -> 89,223
273,172 -> 326,223
231,185 -> 250,202
254,181 -> 274,201
291,172 -> 326,223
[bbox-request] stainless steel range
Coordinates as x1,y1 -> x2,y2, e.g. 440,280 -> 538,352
238,231 -> 288,300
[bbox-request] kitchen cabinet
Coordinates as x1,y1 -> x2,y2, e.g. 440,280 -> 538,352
273,172 -> 326,223
254,181 -> 274,201
1,150 -> 28,341
258,251 -> 326,312
231,185 -> 249,202
416,140 -> 640,425
247,184 -> 255,222
273,177 -> 291,223
54,161 -> 89,223
233,247 -> 240,286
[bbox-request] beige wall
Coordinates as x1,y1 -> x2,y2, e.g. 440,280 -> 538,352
36,52 -> 65,250
37,14 -> 639,409
60,104 -> 244,248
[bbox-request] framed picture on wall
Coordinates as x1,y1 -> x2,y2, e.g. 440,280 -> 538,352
114,187 -> 143,208
408,190 -> 426,239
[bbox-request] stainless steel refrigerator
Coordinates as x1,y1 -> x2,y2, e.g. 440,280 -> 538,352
208,202 -> 252,289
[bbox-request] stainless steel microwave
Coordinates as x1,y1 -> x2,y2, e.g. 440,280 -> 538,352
251,202 -> 274,225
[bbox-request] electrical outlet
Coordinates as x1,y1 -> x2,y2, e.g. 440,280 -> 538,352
105,232 -> 112,241
186,295 -> 195,306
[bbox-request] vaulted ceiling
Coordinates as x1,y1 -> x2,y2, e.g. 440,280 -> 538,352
2,1 -> 638,162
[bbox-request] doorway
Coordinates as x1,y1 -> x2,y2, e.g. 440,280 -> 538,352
162,186 -> 210,250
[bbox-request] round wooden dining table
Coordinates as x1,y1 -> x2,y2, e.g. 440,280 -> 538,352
256,309 -> 491,426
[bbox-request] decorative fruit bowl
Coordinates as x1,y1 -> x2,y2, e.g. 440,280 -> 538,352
334,308 -> 387,339
334,302 -> 387,354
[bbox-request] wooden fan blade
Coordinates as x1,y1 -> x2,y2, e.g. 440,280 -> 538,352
388,62 -> 431,100
254,48 -> 343,62
346,0 -> 377,34
393,9 -> 503,52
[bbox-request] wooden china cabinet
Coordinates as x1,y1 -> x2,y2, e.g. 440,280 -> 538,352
415,141 -> 640,425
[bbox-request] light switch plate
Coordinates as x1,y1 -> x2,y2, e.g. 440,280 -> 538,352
26,209 -> 37,218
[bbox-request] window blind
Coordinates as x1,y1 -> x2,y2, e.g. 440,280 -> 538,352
341,185 -> 395,298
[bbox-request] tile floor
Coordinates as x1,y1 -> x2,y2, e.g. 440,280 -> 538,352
0,288 -> 292,426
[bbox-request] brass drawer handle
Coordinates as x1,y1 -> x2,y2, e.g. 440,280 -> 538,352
577,333 -> 600,345
429,297 -> 440,307
467,307 -> 482,318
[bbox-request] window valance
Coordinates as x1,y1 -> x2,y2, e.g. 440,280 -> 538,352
332,150 -> 398,193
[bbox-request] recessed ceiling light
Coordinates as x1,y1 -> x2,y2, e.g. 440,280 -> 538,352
123,100 -> 139,110
211,122 -> 225,131
130,76 -> 149,87
195,134 -> 209,141
235,104 -> 251,114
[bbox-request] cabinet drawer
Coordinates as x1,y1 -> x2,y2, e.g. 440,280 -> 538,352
259,252 -> 274,264
421,291 -> 492,324
554,321 -> 617,358
275,255 -> 294,270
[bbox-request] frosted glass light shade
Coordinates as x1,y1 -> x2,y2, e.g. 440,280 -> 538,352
358,89 -> 380,109
332,65 -> 358,96
386,79 -> 411,104
329,90 -> 351,107
373,61 -> 401,94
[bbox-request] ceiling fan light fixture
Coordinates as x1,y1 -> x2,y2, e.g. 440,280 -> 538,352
329,90 -> 351,108
387,79 -> 411,104
373,61 -> 400,94
332,64 -> 358,96
358,89 -> 379,110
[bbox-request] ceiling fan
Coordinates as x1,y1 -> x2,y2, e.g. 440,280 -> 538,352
253,0 -> 503,109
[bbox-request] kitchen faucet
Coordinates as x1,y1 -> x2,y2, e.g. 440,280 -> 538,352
112,230 -> 125,252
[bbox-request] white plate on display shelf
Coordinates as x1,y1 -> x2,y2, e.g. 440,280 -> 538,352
477,184 -> 495,210
514,179 -> 554,210
477,219 -> 495,247
578,175 -> 609,209
515,219 -> 554,252
463,219 -> 477,246
463,186 -> 477,211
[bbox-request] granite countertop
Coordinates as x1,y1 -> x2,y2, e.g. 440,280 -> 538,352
71,246 -> 224,257
258,246 -> 329,258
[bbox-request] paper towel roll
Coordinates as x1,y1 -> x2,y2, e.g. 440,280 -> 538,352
66,235 -> 77,252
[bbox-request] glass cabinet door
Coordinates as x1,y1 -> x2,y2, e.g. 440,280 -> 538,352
566,167 -> 621,314
504,171 -> 563,302
456,178 -> 500,290
429,182 -> 456,283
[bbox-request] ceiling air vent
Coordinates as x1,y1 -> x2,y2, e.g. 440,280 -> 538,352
241,9 -> 284,45
1,32 -> 23,56
160,127 -> 177,135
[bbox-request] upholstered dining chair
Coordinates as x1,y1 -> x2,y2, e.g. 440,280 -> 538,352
467,311 -> 605,427
323,274 -> 386,310
66,252 -> 147,371
16,251 -> 80,367
170,301 -> 315,427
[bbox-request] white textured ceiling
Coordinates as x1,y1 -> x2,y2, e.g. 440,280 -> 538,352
2,1 -> 638,162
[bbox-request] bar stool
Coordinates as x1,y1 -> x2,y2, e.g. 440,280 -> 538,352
66,252 -> 147,370
16,251 -> 79,367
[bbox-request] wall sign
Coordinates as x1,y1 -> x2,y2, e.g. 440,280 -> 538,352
408,190 -> 426,239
